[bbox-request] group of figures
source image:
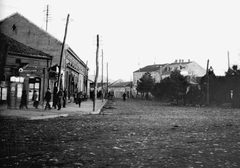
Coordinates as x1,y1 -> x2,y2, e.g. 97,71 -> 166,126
19,90 -> 39,109
19,87 -> 84,110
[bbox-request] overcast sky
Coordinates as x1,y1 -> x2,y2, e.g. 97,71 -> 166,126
1,0 -> 240,81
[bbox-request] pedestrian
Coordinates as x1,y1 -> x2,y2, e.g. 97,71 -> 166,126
19,90 -> 28,109
122,92 -> 126,101
44,88 -> 52,110
68,90 -> 71,103
53,86 -> 58,109
77,91 -> 83,107
32,90 -> 39,109
57,88 -> 63,110
63,88 -> 67,108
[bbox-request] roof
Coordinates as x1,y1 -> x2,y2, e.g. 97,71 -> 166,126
110,81 -> 132,88
134,64 -> 167,73
168,61 -> 192,66
0,33 -> 52,59
0,12 -> 62,44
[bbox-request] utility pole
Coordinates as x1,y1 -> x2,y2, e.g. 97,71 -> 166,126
93,34 -> 99,111
85,60 -> 88,96
57,14 -> 70,89
228,51 -> 230,69
106,62 -> 108,99
45,5 -> 49,31
206,59 -> 209,106
101,49 -> 104,102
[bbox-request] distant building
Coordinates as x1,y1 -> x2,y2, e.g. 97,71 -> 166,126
133,59 -> 206,87
108,80 -> 133,98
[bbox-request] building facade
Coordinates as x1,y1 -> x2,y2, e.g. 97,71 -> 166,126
0,33 -> 52,108
133,59 -> 206,87
0,12 -> 88,98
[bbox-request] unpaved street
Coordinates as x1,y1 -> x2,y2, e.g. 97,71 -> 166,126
1,99 -> 240,167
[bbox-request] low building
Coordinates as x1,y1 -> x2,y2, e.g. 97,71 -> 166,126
108,80 -> 133,99
133,59 -> 205,87
0,12 -> 88,99
0,33 -> 52,108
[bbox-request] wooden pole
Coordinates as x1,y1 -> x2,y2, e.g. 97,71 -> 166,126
85,60 -> 88,97
206,59 -> 209,105
101,49 -> 104,102
93,34 -> 99,111
57,14 -> 70,90
106,62 -> 108,99
46,5 -> 49,31
228,51 -> 230,69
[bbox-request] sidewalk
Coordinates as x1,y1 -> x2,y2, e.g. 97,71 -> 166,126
0,99 -> 108,120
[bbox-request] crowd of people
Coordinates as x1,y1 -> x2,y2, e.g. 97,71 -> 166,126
19,87 -> 129,110
19,87 -> 85,110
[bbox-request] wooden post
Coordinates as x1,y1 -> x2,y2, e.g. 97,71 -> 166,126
85,60 -> 88,97
93,34 -> 99,111
101,49 -> 104,102
57,14 -> 70,90
106,62 -> 108,99
206,59 -> 209,105
228,51 -> 230,69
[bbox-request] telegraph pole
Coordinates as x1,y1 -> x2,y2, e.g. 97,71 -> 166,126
101,49 -> 104,102
106,62 -> 108,99
206,59 -> 209,105
57,14 -> 70,89
45,5 -> 49,31
93,34 -> 99,111
228,51 -> 230,69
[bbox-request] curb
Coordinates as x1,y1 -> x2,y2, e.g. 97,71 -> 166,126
89,100 -> 108,115
29,114 -> 69,120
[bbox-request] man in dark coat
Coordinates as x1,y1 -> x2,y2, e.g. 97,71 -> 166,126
122,92 -> 126,101
19,90 -> 28,109
53,86 -> 58,109
63,88 -> 67,108
57,88 -> 63,110
44,88 -> 52,110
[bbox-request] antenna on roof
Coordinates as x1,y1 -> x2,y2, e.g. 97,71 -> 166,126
154,57 -> 156,65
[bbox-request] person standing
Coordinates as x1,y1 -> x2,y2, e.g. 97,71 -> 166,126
44,88 -> 52,110
63,88 -> 67,108
19,90 -> 28,109
77,91 -> 83,107
122,92 -> 126,101
57,88 -> 63,110
32,90 -> 39,109
53,86 -> 58,109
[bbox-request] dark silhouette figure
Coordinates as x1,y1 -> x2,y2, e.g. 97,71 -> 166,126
53,86 -> 58,109
77,91 -> 83,107
63,88 -> 67,108
122,92 -> 126,101
57,88 -> 63,110
20,90 -> 28,109
32,90 -> 39,109
44,88 -> 52,110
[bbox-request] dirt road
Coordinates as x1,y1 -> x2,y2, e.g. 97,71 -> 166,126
1,99 -> 240,167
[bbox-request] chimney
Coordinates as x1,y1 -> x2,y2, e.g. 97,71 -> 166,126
179,59 -> 181,63
182,59 -> 184,63
175,59 -> 178,63
188,59 -> 190,62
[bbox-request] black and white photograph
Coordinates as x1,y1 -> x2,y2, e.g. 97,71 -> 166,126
0,0 -> 240,167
